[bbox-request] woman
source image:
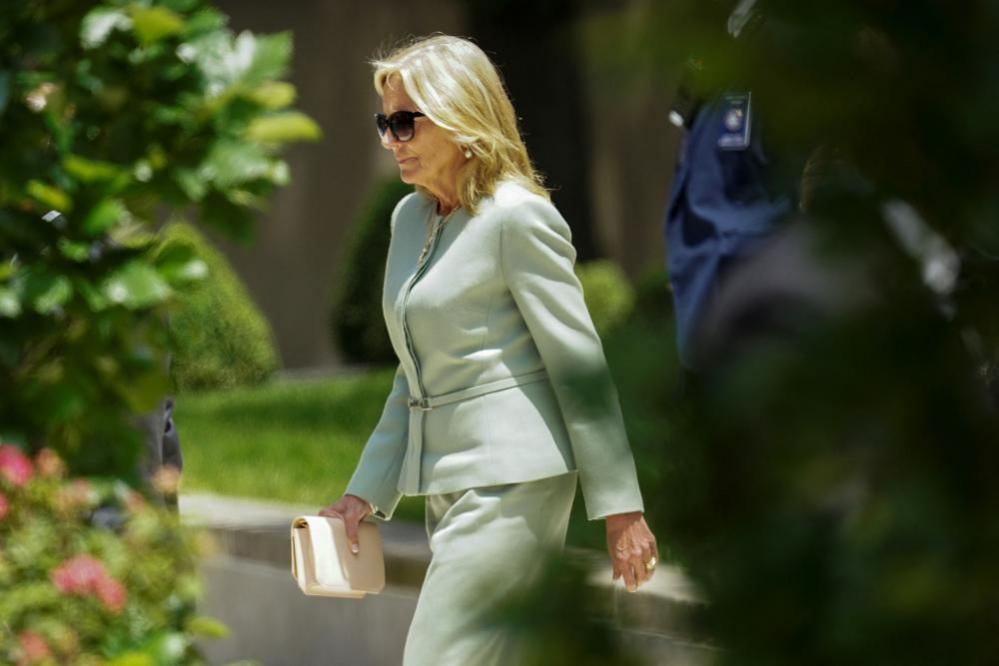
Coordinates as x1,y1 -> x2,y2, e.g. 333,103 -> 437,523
321,35 -> 658,665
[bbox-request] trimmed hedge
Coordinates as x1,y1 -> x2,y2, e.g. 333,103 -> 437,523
163,223 -> 279,391
576,260 -> 636,338
330,178 -> 413,365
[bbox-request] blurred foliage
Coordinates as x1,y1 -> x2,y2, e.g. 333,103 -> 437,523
330,177 -> 412,365
573,1 -> 999,664
0,0 -> 318,475
163,223 -> 278,391
576,259 -> 635,339
489,554 -> 644,666
0,446 -> 217,664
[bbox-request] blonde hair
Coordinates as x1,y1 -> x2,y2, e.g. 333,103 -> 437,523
372,35 -> 548,213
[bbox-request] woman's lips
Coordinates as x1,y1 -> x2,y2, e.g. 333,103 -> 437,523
397,157 -> 416,165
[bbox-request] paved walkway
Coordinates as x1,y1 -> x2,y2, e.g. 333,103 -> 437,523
181,492 -> 713,665
180,491 -> 702,604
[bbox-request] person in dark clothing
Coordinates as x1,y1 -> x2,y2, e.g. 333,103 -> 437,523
664,87 -> 792,368
136,397 -> 182,507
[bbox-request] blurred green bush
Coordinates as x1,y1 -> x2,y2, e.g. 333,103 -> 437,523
576,259 -> 635,339
163,223 -> 278,391
330,178 -> 412,365
0,0 -> 318,471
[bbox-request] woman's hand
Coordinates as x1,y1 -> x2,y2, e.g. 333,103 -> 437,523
319,494 -> 373,555
605,511 -> 658,592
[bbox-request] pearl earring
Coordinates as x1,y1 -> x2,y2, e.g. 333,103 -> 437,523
464,147 -> 473,159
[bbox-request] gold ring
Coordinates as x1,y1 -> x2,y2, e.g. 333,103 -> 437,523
644,556 -> 658,572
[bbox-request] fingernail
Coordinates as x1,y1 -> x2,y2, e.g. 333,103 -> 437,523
351,543 -> 359,554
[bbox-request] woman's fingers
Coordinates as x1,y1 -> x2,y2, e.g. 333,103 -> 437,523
619,556 -> 638,591
318,496 -> 370,554
606,514 -> 661,592
343,513 -> 361,554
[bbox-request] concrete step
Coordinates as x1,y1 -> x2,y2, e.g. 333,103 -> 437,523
180,492 -> 716,665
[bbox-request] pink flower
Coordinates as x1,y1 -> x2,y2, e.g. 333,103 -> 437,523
51,555 -> 107,595
51,554 -> 128,613
0,445 -> 34,487
54,479 -> 96,513
34,448 -> 65,478
0,492 -> 8,521
17,630 -> 51,664
96,576 -> 128,614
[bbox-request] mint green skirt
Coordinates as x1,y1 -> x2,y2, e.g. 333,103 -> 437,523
403,473 -> 578,666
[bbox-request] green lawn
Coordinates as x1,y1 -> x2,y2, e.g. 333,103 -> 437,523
173,367 -> 426,523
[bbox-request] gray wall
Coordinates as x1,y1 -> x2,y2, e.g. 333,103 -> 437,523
213,0 -> 676,370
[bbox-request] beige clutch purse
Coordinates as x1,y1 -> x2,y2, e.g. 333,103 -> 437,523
290,515 -> 385,598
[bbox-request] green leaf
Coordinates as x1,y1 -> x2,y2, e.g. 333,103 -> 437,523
0,70 -> 10,116
148,631 -> 189,662
102,261 -> 171,309
57,238 -> 91,262
64,154 -> 126,183
107,654 -> 155,666
246,112 -> 322,143
182,8 -> 226,36
174,168 -> 207,201
162,0 -> 199,12
117,366 -> 172,414
83,198 -> 127,236
81,7 -> 133,49
0,286 -> 21,317
242,31 -> 292,87
22,271 -> 73,314
26,180 -> 72,212
156,241 -> 209,285
270,160 -> 290,186
186,615 -> 230,638
244,81 -> 296,109
109,220 -> 157,249
77,279 -> 110,311
129,5 -> 185,46
184,30 -> 291,97
200,140 -> 272,187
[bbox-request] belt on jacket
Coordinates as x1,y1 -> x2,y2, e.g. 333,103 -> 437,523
399,369 -> 549,494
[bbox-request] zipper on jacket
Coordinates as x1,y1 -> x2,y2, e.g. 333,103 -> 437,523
401,212 -> 447,400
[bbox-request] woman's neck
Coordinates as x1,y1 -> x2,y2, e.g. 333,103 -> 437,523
423,172 -> 461,217
429,187 -> 458,217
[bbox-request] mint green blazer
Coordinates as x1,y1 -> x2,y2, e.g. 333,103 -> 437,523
345,182 -> 644,521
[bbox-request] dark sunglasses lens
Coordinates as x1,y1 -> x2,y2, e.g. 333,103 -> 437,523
375,114 -> 389,136
390,114 -> 415,141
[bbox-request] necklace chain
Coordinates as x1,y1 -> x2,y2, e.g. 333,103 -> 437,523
416,209 -> 453,266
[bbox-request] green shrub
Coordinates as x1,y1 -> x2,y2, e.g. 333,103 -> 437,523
0,445 -> 216,663
163,223 -> 279,391
576,260 -> 636,338
632,267 -> 673,322
330,178 -> 413,365
0,0 -> 316,468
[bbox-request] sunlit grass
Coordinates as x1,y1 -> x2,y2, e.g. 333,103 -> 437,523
173,367 -> 425,522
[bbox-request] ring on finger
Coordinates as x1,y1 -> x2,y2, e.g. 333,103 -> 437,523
644,556 -> 658,572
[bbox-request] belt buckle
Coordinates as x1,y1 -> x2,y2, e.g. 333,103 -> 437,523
408,397 -> 432,411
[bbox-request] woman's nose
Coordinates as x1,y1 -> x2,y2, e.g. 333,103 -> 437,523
380,130 -> 399,150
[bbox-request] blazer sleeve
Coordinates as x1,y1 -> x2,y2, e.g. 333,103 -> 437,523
500,198 -> 645,520
344,364 -> 409,519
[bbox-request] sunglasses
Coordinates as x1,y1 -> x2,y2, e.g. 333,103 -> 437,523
375,111 -> 425,142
